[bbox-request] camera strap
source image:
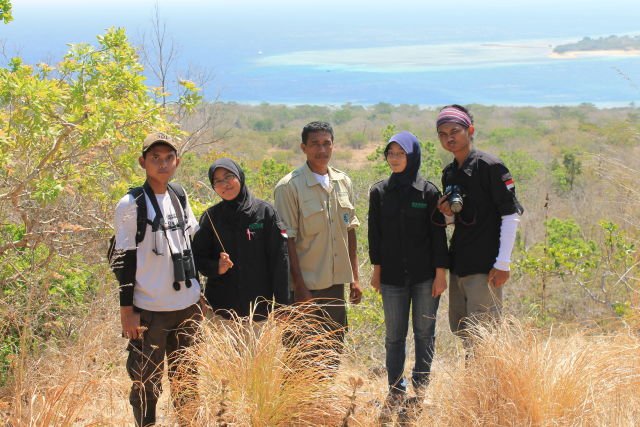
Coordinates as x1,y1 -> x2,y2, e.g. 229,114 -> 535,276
143,182 -> 186,231
142,181 -> 185,231
143,182 -> 194,290
142,182 -> 191,256
143,183 -> 176,257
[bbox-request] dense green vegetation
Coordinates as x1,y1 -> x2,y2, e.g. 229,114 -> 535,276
554,35 -> 640,53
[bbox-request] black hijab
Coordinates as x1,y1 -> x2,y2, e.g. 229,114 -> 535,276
385,131 -> 421,188
208,158 -> 256,221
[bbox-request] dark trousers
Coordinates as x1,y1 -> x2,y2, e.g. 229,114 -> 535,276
309,283 -> 348,341
126,303 -> 202,425
285,284 -> 347,374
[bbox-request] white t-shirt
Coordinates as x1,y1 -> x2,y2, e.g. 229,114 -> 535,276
114,189 -> 201,311
313,172 -> 330,189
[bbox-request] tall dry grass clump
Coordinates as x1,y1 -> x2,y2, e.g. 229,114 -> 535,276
0,293 -> 131,426
181,305 -> 353,426
422,316 -> 640,426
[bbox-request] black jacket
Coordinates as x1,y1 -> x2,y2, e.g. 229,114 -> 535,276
368,177 -> 449,287
442,149 -> 523,276
192,198 -> 289,319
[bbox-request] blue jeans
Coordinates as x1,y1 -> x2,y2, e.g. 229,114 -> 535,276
381,279 -> 439,393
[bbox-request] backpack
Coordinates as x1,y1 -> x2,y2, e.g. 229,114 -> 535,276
107,182 -> 187,270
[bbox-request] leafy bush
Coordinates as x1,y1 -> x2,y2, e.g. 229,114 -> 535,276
0,27 -> 200,386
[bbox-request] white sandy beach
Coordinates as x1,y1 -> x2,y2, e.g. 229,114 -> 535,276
550,49 -> 640,59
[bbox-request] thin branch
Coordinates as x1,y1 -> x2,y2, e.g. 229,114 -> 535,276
576,279 -> 608,305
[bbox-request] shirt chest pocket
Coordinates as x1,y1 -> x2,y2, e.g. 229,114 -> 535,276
337,192 -> 354,227
301,198 -> 325,235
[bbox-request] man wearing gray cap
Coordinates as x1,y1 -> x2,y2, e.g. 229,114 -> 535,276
112,132 -> 202,426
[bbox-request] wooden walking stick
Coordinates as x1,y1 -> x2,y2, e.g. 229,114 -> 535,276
204,209 -> 227,253
197,180 -> 228,253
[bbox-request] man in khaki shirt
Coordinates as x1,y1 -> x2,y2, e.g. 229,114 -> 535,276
274,121 -> 362,340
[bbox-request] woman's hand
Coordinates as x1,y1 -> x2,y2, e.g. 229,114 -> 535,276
370,265 -> 381,293
218,252 -> 234,275
432,268 -> 448,297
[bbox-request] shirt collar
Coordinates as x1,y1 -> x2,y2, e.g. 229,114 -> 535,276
388,175 -> 426,191
303,162 -> 341,187
451,149 -> 477,177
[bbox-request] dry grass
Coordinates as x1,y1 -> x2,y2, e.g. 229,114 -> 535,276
182,305 -> 354,426
3,300 -> 640,426
419,316 -> 640,426
0,294 -> 131,426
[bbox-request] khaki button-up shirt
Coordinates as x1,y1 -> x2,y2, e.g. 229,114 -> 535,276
274,163 -> 359,291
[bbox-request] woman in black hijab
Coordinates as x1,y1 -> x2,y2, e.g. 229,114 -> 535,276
192,158 -> 289,319
368,131 -> 449,410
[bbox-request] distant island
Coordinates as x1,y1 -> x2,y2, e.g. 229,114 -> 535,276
553,35 -> 640,54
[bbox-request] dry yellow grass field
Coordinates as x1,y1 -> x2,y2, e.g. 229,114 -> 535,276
3,294 -> 640,426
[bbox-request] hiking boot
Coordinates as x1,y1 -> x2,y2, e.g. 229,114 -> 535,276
397,396 -> 422,426
414,385 -> 427,404
378,391 -> 405,426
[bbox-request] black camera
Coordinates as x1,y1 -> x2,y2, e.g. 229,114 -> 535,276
444,185 -> 464,213
171,249 -> 196,290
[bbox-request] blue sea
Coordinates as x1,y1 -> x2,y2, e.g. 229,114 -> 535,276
3,0 -> 640,107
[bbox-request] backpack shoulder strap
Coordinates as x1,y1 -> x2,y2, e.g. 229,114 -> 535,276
128,186 -> 148,245
167,182 -> 188,230
167,182 -> 187,210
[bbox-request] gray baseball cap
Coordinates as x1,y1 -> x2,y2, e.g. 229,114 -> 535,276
142,131 -> 178,153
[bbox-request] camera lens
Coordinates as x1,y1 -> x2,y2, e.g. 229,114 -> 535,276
447,185 -> 464,213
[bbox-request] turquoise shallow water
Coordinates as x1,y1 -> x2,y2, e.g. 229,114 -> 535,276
247,38 -> 640,106
4,0 -> 640,106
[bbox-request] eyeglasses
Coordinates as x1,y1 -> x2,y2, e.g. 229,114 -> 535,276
386,151 -> 406,159
213,174 -> 237,188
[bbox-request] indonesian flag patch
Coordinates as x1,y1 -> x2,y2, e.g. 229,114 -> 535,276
502,173 -> 515,190
276,220 -> 289,239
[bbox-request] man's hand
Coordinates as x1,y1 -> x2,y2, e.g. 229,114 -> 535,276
120,306 -> 145,340
218,252 -> 234,275
437,195 -> 454,217
370,265 -> 381,294
349,281 -> 363,304
488,268 -> 510,288
432,268 -> 448,297
199,294 -> 212,316
294,284 -> 313,303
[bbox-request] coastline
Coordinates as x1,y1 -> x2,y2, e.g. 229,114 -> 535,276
215,99 -> 637,110
550,49 -> 640,59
